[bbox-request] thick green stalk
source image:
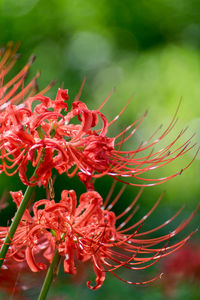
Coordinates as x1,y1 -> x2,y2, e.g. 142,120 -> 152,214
38,250 -> 61,300
0,184 -> 34,267
0,149 -> 45,268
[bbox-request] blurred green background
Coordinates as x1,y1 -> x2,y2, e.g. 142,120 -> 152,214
0,0 -> 200,299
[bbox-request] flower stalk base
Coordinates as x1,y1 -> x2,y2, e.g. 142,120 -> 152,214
38,250 -> 61,300
0,184 -> 34,267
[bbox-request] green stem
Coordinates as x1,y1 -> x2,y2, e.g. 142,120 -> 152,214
38,250 -> 61,300
0,184 -> 34,267
0,149 -> 45,268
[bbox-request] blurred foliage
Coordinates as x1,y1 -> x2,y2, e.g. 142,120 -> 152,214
0,0 -> 200,299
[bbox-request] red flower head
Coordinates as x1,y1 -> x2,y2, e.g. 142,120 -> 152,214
161,242 -> 200,297
0,260 -> 44,299
0,187 -> 198,290
0,74 -> 197,187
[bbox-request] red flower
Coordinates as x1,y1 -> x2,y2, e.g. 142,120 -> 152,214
0,188 -> 198,290
161,242 -> 200,297
0,46 -> 196,186
0,260 -> 45,300
0,81 -> 196,187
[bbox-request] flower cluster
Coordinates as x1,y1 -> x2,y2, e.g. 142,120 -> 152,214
0,44 -> 196,188
0,188 -> 197,290
0,83 -> 196,188
0,43 -> 198,296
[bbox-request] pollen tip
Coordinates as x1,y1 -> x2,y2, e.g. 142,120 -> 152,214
179,169 -> 183,175
160,272 -> 164,279
50,79 -> 57,86
33,79 -> 38,88
29,55 -> 36,64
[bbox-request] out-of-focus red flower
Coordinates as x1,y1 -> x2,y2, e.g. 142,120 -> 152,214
161,242 -> 200,297
0,260 -> 28,300
0,260 -> 45,300
0,188 -> 198,290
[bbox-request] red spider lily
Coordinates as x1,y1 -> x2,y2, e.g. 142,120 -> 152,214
0,188 -> 198,290
0,78 -> 197,187
0,44 -> 197,187
0,260 -> 28,300
161,242 -> 200,297
0,260 -> 45,300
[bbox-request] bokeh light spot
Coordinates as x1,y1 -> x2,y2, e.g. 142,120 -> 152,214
66,31 -> 112,71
